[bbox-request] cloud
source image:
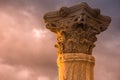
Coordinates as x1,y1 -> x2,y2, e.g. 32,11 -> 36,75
0,0 -> 119,80
0,1 -> 57,79
94,31 -> 120,80
0,63 -> 39,80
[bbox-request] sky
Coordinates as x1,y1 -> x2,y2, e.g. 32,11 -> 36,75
0,0 -> 119,80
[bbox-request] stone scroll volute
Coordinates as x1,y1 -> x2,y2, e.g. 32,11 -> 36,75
44,2 -> 111,55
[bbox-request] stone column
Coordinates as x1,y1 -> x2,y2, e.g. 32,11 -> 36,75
44,2 -> 111,80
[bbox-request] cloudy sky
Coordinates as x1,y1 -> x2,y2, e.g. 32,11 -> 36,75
0,0 -> 119,80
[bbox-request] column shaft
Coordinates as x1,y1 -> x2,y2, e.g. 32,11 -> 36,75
57,53 -> 95,80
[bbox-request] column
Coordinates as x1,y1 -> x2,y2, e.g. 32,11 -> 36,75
44,2 -> 111,80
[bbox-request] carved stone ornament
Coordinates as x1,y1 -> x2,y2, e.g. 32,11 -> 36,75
44,2 -> 111,55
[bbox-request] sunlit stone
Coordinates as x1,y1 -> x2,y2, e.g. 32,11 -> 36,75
44,2 -> 111,80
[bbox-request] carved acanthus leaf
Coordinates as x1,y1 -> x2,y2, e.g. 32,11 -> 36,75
44,2 -> 111,55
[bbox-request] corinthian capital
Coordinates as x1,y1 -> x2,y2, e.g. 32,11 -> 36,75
44,2 -> 111,55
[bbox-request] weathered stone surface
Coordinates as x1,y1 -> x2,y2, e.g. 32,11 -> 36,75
44,2 -> 111,80
44,2 -> 111,55
57,53 -> 95,80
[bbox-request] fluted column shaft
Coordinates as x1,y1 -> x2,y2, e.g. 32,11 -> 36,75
57,53 -> 95,80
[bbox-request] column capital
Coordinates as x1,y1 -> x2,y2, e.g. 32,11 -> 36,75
44,2 -> 111,54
